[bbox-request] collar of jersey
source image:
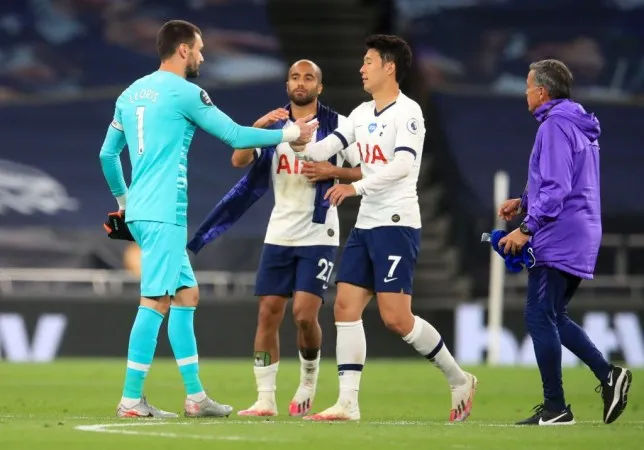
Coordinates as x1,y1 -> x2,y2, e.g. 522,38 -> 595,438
288,111 -> 317,123
374,101 -> 397,117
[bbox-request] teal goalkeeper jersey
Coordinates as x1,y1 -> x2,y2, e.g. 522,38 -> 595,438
99,70 -> 286,227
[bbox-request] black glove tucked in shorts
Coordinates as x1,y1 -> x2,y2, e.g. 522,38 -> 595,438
103,210 -> 134,241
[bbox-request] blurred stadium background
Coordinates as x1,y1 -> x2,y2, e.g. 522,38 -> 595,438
0,0 -> 643,371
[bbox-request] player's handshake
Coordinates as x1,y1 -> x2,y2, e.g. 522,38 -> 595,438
292,114 -> 318,146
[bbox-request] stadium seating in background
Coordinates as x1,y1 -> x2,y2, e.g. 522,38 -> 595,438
0,0 -> 286,102
397,0 -> 644,101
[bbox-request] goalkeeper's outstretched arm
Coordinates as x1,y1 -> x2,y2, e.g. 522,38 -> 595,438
182,88 -> 305,150
231,108 -> 290,168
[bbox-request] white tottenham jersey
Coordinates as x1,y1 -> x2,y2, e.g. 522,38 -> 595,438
302,92 -> 425,230
256,115 -> 361,247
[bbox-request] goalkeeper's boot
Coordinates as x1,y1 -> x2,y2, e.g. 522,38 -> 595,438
237,399 -> 278,417
116,396 -> 178,418
185,396 -> 233,418
303,399 -> 360,421
289,385 -> 316,417
449,372 -> 478,422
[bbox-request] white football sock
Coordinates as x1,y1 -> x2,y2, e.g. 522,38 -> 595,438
187,391 -> 207,402
120,397 -> 140,409
254,362 -> 279,403
299,350 -> 320,389
336,320 -> 366,404
403,315 -> 467,386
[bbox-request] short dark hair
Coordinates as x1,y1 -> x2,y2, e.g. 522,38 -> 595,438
365,34 -> 412,83
288,59 -> 323,84
157,20 -> 202,61
529,59 -> 574,100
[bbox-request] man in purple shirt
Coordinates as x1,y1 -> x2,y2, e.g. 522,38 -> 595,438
498,59 -> 632,426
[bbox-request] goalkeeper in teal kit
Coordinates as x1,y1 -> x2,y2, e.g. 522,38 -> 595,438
99,20 -> 316,418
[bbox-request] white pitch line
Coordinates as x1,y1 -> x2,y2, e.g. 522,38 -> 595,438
74,422 -> 290,442
0,415 -> 98,420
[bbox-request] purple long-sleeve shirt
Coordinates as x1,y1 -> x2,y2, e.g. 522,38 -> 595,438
522,99 -> 602,279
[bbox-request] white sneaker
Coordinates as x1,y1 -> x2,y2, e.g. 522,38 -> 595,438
303,399 -> 360,421
184,396 -> 233,418
450,372 -> 478,422
237,399 -> 278,417
289,385 -> 316,416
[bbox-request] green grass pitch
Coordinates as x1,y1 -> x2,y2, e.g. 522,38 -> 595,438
0,359 -> 641,449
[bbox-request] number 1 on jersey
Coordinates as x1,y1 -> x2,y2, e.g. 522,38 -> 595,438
135,106 -> 145,155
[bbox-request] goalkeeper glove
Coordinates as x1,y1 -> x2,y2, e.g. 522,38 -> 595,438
103,210 -> 134,241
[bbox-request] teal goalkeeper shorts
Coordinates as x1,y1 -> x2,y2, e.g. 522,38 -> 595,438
128,220 -> 198,297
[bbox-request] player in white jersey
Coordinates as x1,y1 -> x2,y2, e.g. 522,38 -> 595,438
291,35 -> 478,422
230,60 -> 361,417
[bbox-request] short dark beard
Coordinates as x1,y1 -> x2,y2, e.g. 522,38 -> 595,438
289,92 -> 316,106
186,66 -> 200,79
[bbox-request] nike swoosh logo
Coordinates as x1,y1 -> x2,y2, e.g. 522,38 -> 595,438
383,277 -> 398,283
538,412 -> 568,425
607,376 -> 614,387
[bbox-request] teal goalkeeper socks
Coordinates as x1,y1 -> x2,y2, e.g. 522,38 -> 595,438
122,306 -> 165,399
168,305 -> 204,396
